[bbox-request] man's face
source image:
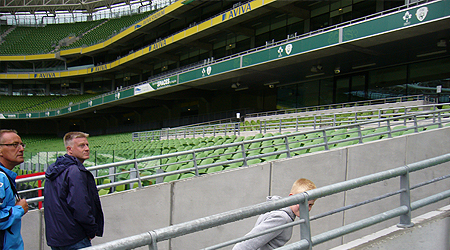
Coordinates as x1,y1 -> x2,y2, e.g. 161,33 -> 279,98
67,137 -> 90,163
291,199 -> 315,217
0,132 -> 25,169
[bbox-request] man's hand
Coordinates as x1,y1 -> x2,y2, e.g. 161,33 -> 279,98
16,198 -> 28,214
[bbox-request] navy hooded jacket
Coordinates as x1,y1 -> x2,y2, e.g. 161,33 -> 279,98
44,154 -> 104,247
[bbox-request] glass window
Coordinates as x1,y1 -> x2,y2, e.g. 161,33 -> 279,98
336,78 -> 350,103
408,58 -> 450,97
409,57 -> 450,83
351,74 -> 366,101
368,65 -> 407,98
311,13 -> 329,31
298,81 -> 320,107
319,78 -> 334,105
277,84 -> 297,109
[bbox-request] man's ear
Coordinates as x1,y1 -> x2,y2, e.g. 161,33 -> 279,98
66,146 -> 72,154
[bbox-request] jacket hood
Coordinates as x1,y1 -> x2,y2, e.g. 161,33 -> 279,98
266,195 -> 296,220
45,154 -> 84,181
266,195 -> 283,202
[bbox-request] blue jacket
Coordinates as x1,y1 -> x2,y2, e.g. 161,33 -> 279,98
44,154 -> 104,247
0,164 -> 25,250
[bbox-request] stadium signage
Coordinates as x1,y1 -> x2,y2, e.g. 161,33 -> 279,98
0,114 -> 4,119
151,77 -> 177,89
34,73 -> 56,78
91,65 -> 108,73
222,3 -> 252,21
142,9 -> 165,26
134,76 -> 177,95
151,40 -> 167,51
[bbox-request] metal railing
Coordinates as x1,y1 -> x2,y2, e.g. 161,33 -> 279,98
16,107 -> 450,205
245,95 -> 426,118
84,153 -> 450,250
131,101 -> 445,141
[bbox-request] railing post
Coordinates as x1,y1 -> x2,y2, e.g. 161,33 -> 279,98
149,230 -> 158,250
299,193 -> 312,250
279,119 -> 282,133
378,109 -> 381,127
241,143 -> 248,166
387,119 -> 392,138
357,125 -> 363,144
313,115 -> 317,130
413,116 -> 419,133
397,168 -> 414,228
284,136 -> 291,158
438,111 -> 442,128
193,152 -> 199,176
322,130 -> 329,150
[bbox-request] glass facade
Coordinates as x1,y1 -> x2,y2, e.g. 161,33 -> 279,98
277,57 -> 450,108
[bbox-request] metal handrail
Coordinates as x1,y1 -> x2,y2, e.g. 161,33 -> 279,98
84,153 -> 450,250
131,101 -> 444,141
17,108 -> 450,202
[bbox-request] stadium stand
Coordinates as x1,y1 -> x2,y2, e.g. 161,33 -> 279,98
16,101 -> 450,196
0,10 -> 153,55
0,94 -> 97,112
62,11 -> 153,50
0,21 -> 103,55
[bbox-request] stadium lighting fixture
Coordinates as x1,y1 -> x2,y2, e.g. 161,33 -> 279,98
334,67 -> 341,74
231,83 -> 240,89
263,81 -> 279,86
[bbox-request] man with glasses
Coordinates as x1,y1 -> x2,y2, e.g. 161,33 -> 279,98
44,132 -> 104,250
0,129 -> 29,250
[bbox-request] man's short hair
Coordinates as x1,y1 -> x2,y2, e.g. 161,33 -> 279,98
0,129 -> 18,143
64,132 -> 89,148
290,178 -> 316,195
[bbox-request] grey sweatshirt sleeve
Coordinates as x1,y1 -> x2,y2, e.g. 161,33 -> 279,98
232,211 -> 291,250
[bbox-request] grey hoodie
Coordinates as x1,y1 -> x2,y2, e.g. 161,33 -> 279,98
232,196 -> 296,250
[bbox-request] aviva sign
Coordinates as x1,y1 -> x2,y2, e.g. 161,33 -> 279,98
222,3 -> 252,21
34,73 -> 57,78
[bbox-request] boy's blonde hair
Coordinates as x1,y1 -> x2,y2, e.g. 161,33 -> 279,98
290,178 -> 316,195
64,132 -> 89,148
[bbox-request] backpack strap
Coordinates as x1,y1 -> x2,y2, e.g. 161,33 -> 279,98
0,168 -> 20,202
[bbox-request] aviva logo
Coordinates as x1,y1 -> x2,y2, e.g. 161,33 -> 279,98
222,3 -> 252,21
91,65 -> 108,73
34,73 -> 56,78
151,39 -> 166,51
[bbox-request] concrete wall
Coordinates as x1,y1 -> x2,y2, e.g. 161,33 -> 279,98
22,126 -> 450,250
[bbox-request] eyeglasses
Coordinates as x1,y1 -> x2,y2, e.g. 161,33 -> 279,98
0,143 -> 26,149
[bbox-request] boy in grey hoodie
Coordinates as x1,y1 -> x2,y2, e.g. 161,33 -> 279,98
232,178 -> 316,250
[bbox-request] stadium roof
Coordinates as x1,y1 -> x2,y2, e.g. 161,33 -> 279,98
0,0 -> 149,14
